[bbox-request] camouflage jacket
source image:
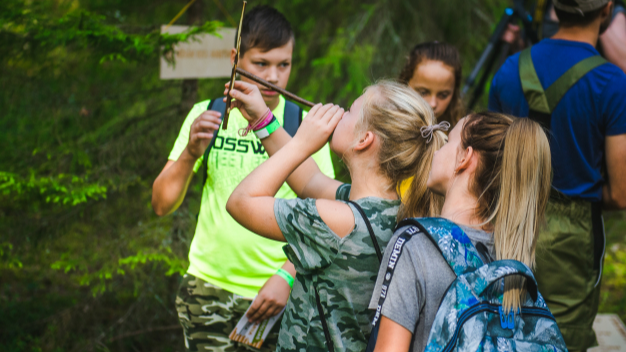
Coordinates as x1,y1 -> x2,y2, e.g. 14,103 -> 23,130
274,184 -> 400,352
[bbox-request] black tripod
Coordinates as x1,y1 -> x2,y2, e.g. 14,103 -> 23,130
462,0 -> 539,109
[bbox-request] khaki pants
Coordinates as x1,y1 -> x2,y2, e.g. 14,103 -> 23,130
175,273 -> 280,352
535,196 -> 605,352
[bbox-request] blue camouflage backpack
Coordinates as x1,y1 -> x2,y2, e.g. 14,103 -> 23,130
367,217 -> 567,352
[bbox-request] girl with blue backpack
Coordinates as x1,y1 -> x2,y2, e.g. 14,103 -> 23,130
369,112 -> 567,352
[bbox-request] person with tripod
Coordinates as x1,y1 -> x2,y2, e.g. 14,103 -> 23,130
488,1 -> 626,351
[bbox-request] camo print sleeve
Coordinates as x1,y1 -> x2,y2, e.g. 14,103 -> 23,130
274,198 -> 340,274
335,183 -> 351,201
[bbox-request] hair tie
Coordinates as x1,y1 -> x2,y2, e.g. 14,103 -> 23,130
420,121 -> 450,143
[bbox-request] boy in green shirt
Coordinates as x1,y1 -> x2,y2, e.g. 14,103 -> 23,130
152,6 -> 335,351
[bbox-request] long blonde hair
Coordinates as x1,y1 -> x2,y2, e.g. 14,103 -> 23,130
355,80 -> 446,219
460,112 -> 551,312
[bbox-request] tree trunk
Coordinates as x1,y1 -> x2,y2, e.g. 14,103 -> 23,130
180,0 -> 204,114
175,0 -> 205,244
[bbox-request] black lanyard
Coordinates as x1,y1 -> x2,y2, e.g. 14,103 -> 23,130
315,200 -> 383,351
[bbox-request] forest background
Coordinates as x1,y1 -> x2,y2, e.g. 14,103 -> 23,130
1,0 -> 624,351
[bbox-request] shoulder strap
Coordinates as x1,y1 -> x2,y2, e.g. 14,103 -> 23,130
520,48 -> 607,129
519,48 -> 551,114
316,200 -> 382,352
314,287 -> 336,352
396,218 -> 485,277
348,201 -> 382,263
519,48 -> 552,129
544,55 -> 607,112
282,99 -> 303,137
315,200 -> 381,352
365,224 -> 422,352
201,98 -> 225,190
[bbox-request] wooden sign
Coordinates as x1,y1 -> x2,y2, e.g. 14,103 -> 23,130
590,314 -> 626,352
160,25 -> 236,80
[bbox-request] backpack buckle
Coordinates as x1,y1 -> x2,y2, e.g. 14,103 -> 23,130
498,306 -> 516,330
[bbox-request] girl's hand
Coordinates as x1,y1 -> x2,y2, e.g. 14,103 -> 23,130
245,274 -> 291,323
223,81 -> 268,124
293,103 -> 344,156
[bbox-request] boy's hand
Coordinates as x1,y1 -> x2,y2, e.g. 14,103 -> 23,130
184,110 -> 222,160
293,103 -> 344,156
246,274 -> 291,323
224,81 -> 268,124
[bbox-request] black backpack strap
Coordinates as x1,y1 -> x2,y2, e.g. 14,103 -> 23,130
348,201 -> 382,263
314,287 -> 336,352
315,200 -> 381,352
201,98 -> 225,190
282,99 -> 303,137
396,218 -> 485,277
365,225 -> 421,352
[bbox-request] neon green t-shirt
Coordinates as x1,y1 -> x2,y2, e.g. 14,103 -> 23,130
169,95 -> 335,298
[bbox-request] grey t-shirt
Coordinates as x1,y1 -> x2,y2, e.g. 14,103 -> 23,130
368,224 -> 494,352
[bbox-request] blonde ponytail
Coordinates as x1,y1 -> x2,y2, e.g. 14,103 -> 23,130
461,113 -> 551,313
357,80 -> 445,219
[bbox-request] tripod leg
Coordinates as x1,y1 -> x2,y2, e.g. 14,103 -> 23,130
462,10 -> 514,97
468,42 -> 511,109
468,41 -> 505,109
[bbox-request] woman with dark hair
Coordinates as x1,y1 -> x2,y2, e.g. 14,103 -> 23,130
397,42 -> 465,197
399,41 -> 464,127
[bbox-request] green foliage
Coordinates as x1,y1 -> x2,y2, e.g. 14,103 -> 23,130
1,171 -> 107,205
119,247 -> 187,277
1,0 -> 221,66
0,243 -> 23,270
1,1 -> 217,350
599,211 -> 626,322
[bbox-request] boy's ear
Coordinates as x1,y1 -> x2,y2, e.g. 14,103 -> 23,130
353,131 -> 376,152
230,48 -> 237,66
601,2 -> 613,17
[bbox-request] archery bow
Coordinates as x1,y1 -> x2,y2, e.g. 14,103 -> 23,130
223,1 -> 247,130
235,67 -> 314,107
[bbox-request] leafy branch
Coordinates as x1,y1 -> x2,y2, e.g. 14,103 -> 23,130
1,0 -> 222,65
0,171 -> 107,206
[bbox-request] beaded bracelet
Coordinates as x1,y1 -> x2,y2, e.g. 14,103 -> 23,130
275,268 -> 294,288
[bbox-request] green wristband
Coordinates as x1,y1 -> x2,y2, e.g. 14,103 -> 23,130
275,268 -> 294,288
254,119 -> 281,139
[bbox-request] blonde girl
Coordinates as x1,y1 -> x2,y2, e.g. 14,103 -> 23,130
225,80 -> 447,351
372,112 -> 552,352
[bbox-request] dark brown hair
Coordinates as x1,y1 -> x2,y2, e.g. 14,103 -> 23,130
398,42 -> 464,127
237,6 -> 294,56
555,4 -> 606,27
